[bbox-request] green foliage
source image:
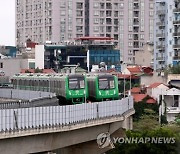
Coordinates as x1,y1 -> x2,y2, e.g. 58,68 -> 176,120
34,67 -> 43,73
175,114 -> 180,125
25,70 -> 31,73
165,64 -> 180,74
161,115 -> 168,125
133,114 -> 159,132
108,122 -> 179,154
134,83 -> 140,87
133,101 -> 159,121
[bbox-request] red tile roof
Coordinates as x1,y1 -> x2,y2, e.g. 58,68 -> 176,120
131,87 -> 141,93
127,67 -> 142,74
21,69 -> 56,74
146,98 -> 157,104
116,74 -> 139,79
106,69 -> 116,73
147,82 -> 163,88
132,94 -> 147,102
42,69 -> 56,73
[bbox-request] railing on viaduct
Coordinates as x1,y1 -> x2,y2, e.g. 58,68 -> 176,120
0,97 -> 133,134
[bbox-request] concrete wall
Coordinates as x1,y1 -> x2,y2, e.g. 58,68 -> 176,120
0,59 -> 21,78
167,74 -> 180,84
151,84 -> 169,100
0,58 -> 35,78
0,110 -> 134,154
35,45 -> 45,69
135,43 -> 154,67
140,72 -> 167,86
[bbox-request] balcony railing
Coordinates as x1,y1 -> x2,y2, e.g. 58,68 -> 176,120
156,22 -> 165,26
156,57 -> 165,61
173,56 -> 180,60
173,8 -> 180,13
134,6 -> 139,10
167,107 -> 180,114
173,45 -> 180,49
173,32 -> 180,37
156,10 -> 166,15
156,33 -> 165,38
173,20 -> 180,25
156,44 -> 165,49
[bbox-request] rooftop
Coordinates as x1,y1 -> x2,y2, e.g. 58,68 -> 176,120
147,82 -> 164,88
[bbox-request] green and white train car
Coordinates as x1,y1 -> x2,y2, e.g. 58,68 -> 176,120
86,74 -> 119,101
12,74 -> 89,105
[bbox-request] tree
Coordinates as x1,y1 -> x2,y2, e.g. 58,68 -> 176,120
165,65 -> 180,75
25,70 -> 31,73
34,67 -> 43,73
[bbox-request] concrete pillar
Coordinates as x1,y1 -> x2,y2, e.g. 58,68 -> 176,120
122,116 -> 133,130
54,140 -> 112,154
54,128 -> 126,154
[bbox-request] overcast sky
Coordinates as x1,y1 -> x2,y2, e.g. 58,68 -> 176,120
0,0 -> 15,46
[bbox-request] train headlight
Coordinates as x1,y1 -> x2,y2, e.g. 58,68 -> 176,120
69,91 -> 71,95
99,91 -> 101,95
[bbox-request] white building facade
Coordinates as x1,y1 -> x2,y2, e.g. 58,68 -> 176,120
154,0 -> 180,70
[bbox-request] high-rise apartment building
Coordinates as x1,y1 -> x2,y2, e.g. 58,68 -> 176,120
16,0 -> 154,64
173,0 -> 180,66
154,0 -> 180,70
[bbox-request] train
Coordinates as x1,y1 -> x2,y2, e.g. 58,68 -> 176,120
11,73 -> 119,104
87,74 -> 119,101
12,73 -> 88,105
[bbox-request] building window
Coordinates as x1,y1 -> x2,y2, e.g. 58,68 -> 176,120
149,3 -> 154,9
150,11 -> 154,16
94,10 -> 99,16
94,26 -> 99,32
0,63 -> 3,68
77,2 -> 83,9
128,34 -> 133,39
93,2 -> 99,8
140,34 -> 144,39
94,18 -> 99,24
128,42 -> 133,47
129,26 -> 132,31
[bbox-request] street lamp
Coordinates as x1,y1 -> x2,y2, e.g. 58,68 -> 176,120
123,73 -> 126,98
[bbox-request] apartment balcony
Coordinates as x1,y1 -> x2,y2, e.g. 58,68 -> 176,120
173,8 -> 180,13
133,37 -> 139,41
156,10 -> 166,15
173,45 -> 180,49
133,46 -> 139,49
173,20 -> 180,25
134,0 -> 139,3
133,14 -> 139,18
156,44 -> 165,50
173,32 -> 180,37
156,22 -> 165,26
106,22 -> 112,25
134,6 -> 139,10
173,56 -> 180,60
167,107 -> 180,114
133,22 -> 139,26
156,57 -> 165,61
156,33 -> 165,38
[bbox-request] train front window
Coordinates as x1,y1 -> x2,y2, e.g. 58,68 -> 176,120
99,77 -> 115,90
69,77 -> 85,90
99,79 -> 109,90
110,80 -> 115,89
80,80 -> 85,88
